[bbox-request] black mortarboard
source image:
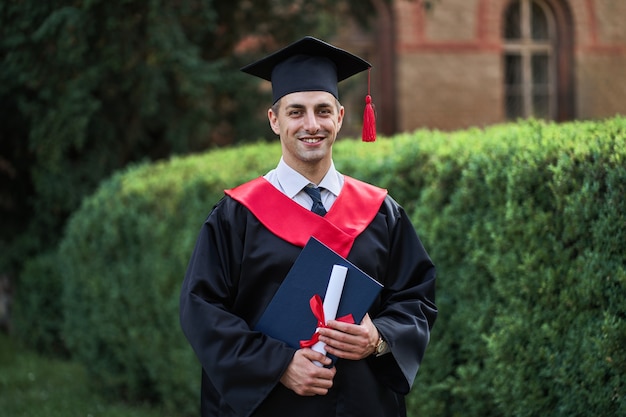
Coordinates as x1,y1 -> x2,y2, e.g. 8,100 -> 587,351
241,36 -> 377,142
241,36 -> 371,104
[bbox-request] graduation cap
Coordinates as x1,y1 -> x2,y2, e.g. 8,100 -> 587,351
241,36 -> 377,142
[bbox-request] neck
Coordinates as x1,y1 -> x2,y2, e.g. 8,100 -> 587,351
285,158 -> 331,185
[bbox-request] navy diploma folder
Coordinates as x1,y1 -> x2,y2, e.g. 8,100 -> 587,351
254,237 -> 383,351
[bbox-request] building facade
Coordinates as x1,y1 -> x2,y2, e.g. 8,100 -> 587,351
340,0 -> 626,134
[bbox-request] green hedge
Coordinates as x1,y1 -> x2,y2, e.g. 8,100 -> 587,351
20,117 -> 625,416
404,118 -> 625,417
57,143 -> 280,415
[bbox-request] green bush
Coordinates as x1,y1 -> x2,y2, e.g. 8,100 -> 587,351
57,143 -> 281,415
49,117 -> 625,415
406,118 -> 626,417
12,252 -> 67,357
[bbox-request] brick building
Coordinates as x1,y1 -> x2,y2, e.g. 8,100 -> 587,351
337,0 -> 626,134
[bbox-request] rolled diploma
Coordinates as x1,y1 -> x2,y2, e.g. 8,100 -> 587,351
312,264 -> 348,366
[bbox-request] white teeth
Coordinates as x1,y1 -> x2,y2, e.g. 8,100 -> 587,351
301,138 -> 321,143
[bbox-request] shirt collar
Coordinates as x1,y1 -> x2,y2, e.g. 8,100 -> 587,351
275,158 -> 342,198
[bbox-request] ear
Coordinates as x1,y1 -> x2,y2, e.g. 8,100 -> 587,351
268,107 -> 280,135
337,105 -> 345,131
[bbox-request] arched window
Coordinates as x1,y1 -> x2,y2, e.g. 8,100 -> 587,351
503,0 -> 557,120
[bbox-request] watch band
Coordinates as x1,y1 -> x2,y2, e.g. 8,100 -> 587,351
375,336 -> 389,356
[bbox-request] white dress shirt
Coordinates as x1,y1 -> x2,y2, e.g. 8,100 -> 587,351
264,158 -> 344,212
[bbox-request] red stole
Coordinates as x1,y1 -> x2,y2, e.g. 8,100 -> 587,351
224,176 -> 387,258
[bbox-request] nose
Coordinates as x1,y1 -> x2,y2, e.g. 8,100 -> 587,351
303,110 -> 320,133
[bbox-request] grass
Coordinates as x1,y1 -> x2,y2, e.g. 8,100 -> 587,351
0,333 -> 178,417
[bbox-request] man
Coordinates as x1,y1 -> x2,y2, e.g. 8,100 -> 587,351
180,36 -> 437,417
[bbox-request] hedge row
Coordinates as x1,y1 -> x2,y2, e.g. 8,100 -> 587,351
403,118 -> 625,417
15,117 -> 625,416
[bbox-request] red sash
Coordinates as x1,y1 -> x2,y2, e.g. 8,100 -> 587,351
225,176 -> 387,258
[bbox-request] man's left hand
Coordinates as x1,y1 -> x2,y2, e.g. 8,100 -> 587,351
317,313 -> 379,360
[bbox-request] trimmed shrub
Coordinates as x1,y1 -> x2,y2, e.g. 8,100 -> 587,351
52,117 -> 625,416
58,143 -> 281,414
406,118 -> 626,417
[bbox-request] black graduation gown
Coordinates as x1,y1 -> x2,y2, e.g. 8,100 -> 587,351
179,178 -> 437,417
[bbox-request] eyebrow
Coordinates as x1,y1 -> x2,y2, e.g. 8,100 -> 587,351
284,102 -> 335,111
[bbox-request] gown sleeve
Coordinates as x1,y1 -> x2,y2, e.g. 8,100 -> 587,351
179,198 -> 296,417
367,196 -> 438,394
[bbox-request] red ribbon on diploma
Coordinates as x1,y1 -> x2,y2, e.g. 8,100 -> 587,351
299,294 -> 355,348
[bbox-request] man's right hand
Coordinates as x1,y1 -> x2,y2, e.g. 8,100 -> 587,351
279,349 -> 336,396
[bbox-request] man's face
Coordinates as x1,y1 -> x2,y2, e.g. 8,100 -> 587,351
268,91 -> 344,172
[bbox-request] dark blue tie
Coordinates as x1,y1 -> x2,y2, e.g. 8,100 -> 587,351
302,186 -> 327,216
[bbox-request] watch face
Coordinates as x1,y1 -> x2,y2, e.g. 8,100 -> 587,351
377,340 -> 387,354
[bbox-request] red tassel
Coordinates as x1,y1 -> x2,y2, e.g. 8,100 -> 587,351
362,69 -> 376,142
362,95 -> 376,142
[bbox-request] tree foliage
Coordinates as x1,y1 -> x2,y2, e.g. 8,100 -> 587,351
0,0 -> 384,276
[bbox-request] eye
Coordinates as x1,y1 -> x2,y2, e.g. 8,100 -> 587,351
288,109 -> 303,117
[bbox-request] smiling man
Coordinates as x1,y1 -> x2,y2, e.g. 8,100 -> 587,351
179,37 -> 437,417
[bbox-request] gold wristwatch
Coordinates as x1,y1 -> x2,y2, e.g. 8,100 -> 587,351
375,336 -> 389,356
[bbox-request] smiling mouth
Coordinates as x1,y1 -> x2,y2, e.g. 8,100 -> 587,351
300,137 -> 323,143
